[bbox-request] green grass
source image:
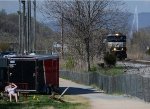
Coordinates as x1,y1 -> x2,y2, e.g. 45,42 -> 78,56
97,66 -> 124,76
0,94 -> 89,109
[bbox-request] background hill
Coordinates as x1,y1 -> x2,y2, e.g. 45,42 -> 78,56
48,12 -> 150,32
128,12 -> 150,29
0,9 -> 58,52
138,13 -> 150,28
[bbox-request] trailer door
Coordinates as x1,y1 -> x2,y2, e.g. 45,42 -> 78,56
9,60 -> 36,90
43,58 -> 59,87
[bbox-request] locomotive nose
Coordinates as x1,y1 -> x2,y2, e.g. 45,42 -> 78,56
115,42 -> 123,47
116,44 -> 119,47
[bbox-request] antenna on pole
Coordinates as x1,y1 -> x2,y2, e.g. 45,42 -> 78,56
18,0 -> 34,55
21,0 -> 26,55
26,0 -> 31,53
61,1 -> 64,58
18,0 -> 21,54
33,0 -> 36,53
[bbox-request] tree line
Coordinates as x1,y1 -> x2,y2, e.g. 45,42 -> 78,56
128,27 -> 150,59
0,9 -> 56,52
42,0 -> 130,71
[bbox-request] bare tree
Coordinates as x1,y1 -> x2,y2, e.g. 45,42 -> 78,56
42,0 -> 129,71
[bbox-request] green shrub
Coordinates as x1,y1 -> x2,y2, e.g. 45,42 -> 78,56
90,65 -> 97,72
0,42 -> 10,52
146,48 -> 150,55
104,52 -> 116,67
65,56 -> 75,70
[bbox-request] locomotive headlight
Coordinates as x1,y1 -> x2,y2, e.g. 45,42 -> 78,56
114,48 -> 117,51
115,33 -> 119,36
121,48 -> 124,51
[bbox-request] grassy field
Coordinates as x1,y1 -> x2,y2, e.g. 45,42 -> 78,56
90,64 -> 125,76
0,94 -> 90,109
95,66 -> 124,76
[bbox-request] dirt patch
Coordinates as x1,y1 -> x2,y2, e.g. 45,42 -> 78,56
63,95 -> 90,104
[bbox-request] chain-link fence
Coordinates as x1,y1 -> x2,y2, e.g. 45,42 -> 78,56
60,71 -> 150,102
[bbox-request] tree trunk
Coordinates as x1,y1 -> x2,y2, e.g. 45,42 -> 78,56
85,37 -> 91,71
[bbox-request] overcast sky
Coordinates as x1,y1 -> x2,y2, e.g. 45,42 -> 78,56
0,0 -> 150,13
125,1 -> 150,13
0,0 -> 150,21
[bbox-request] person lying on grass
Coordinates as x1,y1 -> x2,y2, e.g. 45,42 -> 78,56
5,83 -> 18,102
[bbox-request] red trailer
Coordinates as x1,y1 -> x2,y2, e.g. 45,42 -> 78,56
0,55 -> 59,94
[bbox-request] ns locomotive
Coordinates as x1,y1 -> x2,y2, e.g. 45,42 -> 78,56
104,33 -> 127,60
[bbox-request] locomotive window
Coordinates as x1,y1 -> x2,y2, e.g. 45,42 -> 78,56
107,36 -> 115,42
107,36 -> 126,42
117,36 -> 126,42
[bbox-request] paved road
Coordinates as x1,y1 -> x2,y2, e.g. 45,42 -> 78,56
59,78 -> 150,109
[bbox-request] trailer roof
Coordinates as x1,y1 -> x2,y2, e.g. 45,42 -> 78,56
8,54 -> 59,61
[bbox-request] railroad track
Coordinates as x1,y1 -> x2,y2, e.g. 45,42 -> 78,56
125,59 -> 150,64
117,59 -> 150,77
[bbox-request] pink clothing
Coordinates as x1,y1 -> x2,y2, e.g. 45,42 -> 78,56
6,87 -> 17,95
